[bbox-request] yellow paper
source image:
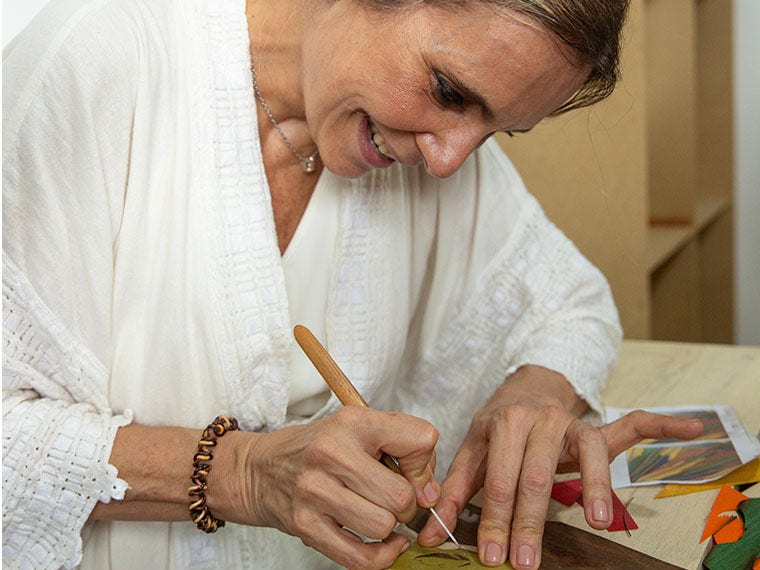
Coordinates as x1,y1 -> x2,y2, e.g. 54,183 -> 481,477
391,542 -> 513,569
655,457 -> 760,498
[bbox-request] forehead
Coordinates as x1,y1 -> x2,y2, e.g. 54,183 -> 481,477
396,4 -> 588,127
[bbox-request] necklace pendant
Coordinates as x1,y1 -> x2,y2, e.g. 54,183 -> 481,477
301,154 -> 318,174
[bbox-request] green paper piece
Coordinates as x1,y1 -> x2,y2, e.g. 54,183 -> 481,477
704,497 -> 760,570
390,542 -> 513,569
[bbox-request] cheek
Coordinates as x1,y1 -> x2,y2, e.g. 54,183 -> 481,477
372,76 -> 433,130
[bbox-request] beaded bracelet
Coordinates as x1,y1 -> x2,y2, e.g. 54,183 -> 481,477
188,415 -> 239,533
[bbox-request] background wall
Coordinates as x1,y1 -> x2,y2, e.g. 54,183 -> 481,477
4,1 -> 759,344
733,0 -> 760,345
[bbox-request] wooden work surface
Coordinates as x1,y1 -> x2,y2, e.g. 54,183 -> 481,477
547,340 -> 760,569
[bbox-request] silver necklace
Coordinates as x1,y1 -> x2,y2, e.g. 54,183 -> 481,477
251,62 -> 319,174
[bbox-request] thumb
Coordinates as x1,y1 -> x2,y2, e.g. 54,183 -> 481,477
378,415 -> 440,509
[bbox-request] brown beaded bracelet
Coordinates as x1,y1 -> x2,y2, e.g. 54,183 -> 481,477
188,415 -> 239,533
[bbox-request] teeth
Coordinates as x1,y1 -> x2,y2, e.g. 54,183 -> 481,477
369,122 -> 393,159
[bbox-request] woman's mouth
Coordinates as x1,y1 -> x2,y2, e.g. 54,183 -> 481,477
368,121 -> 393,159
359,117 -> 395,168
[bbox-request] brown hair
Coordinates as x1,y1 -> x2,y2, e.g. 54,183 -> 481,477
362,0 -> 630,116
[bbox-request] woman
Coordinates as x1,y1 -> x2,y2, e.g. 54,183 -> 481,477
2,0 -> 702,568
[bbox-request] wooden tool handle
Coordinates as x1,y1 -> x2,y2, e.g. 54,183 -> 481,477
293,325 -> 368,407
293,325 -> 401,474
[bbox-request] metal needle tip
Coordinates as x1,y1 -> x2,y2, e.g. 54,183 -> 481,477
429,506 -> 467,554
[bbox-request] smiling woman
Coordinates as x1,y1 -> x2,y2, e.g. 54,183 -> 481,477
362,0 -> 628,114
294,1 -> 606,179
2,1 -> 703,570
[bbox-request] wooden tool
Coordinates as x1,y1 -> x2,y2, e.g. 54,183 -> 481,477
293,324 -> 465,552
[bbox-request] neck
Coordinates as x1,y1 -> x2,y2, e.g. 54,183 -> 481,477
246,0 -> 308,123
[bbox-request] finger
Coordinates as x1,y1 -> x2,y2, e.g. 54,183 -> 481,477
476,408 -> 535,567
506,407 -> 572,570
300,510 -> 411,570
331,407 -> 438,518
305,471 -> 403,541
338,448 -> 420,524
418,431 -> 488,545
364,410 -> 441,509
602,411 -> 703,459
569,420 -> 613,530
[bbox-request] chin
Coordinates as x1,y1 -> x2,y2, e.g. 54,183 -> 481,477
321,155 -> 371,179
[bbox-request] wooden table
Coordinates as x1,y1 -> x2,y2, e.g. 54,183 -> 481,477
547,340 -> 760,569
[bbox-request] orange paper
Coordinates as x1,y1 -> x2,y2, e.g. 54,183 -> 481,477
700,486 -> 749,543
713,517 -> 744,544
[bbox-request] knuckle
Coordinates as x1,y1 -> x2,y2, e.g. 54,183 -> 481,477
494,404 -> 523,424
484,473 -> 518,505
627,409 -> 650,424
512,517 -> 545,538
542,404 -> 568,423
342,551 -> 366,570
417,422 -> 440,449
290,507 -> 317,538
577,427 -> 606,448
582,475 -> 609,492
305,434 -> 342,465
342,546 -> 390,570
520,465 -> 553,495
365,510 -> 397,540
477,508 -> 512,543
335,405 -> 364,426
293,472 -> 324,502
389,412 -> 439,449
387,482 -> 416,514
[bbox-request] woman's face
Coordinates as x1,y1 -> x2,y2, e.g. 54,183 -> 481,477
300,3 -> 590,179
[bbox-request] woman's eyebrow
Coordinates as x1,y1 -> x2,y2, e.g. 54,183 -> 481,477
447,73 -> 496,122
503,127 -> 533,135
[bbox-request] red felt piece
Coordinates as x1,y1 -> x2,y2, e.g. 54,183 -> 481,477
551,479 -> 583,506
552,478 -> 638,532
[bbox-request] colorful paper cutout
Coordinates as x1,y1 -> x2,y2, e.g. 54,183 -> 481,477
550,479 -> 638,533
607,406 -> 760,488
700,486 -> 748,543
713,517 -> 744,545
703,495 -> 760,570
656,457 -> 760,498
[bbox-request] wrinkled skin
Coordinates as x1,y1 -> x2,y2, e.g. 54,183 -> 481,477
220,406 -> 441,570
415,366 -> 703,569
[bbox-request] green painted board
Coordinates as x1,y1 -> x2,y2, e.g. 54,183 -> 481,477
391,543 -> 512,569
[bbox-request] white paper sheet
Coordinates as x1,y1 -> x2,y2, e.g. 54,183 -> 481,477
605,405 -> 760,489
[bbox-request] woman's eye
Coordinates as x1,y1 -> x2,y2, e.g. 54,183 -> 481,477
434,72 -> 465,109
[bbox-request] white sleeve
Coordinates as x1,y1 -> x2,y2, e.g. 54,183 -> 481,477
2,2 -> 141,566
394,139 -> 621,471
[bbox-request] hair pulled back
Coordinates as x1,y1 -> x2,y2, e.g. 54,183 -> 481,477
362,0 -> 630,115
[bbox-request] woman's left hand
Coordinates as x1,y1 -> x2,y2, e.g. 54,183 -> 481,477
415,365 -> 704,569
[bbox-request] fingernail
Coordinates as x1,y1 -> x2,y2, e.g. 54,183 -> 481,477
517,544 -> 535,567
423,481 -> 439,503
593,499 -> 609,523
400,540 -> 410,553
484,542 -> 502,564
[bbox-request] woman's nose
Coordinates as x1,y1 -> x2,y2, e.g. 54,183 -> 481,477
415,127 -> 485,178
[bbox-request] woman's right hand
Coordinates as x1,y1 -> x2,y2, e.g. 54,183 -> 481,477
213,406 -> 441,569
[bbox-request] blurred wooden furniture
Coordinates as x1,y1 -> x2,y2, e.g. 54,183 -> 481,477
498,0 -> 734,342
548,340 -> 760,569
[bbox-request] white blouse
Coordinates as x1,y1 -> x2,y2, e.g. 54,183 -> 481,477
2,0 -> 622,568
282,174 -> 337,418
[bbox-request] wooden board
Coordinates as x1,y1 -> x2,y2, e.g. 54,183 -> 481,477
406,503 -> 683,569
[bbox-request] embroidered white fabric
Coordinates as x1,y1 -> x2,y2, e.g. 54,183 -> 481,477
3,256 -> 131,569
2,0 -> 622,568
